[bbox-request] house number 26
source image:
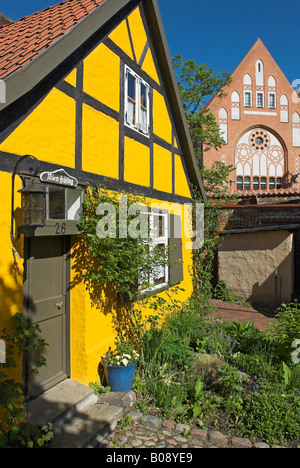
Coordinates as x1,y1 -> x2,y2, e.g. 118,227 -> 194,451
55,222 -> 67,235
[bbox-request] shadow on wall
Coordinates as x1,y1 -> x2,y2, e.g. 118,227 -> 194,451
0,246 -> 24,329
250,264 -> 287,309
218,230 -> 294,309
70,237 -> 137,341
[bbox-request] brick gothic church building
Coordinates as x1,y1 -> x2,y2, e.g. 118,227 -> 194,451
204,38 -> 300,194
204,39 -> 300,309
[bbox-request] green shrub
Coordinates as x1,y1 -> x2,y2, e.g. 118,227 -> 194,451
190,353 -> 224,388
217,362 -> 243,396
204,322 -> 238,358
267,301 -> 300,363
232,386 -> 300,445
136,300 -> 300,445
146,375 -> 189,418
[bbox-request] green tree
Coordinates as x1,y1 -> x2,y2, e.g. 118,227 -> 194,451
172,54 -> 231,160
172,55 -> 234,305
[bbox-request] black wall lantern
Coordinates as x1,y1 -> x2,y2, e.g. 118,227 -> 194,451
19,181 -> 46,227
11,155 -> 45,241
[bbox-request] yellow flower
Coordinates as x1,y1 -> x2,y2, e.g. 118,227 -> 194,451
281,394 -> 286,397
37,438 -> 44,447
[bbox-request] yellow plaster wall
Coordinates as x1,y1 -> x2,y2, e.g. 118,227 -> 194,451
153,90 -> 172,144
0,3 -> 196,390
108,18 -> 134,61
70,196 -> 194,386
64,68 -> 77,87
142,48 -> 160,85
127,7 -> 148,64
124,137 -> 150,187
153,144 -> 172,193
82,104 -> 119,178
0,172 -> 23,382
175,155 -> 192,198
0,89 -> 76,167
83,44 -> 120,112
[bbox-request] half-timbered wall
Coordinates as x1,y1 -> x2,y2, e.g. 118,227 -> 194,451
0,4 -> 196,387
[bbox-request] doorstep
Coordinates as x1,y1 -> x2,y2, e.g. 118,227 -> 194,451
25,379 -> 131,448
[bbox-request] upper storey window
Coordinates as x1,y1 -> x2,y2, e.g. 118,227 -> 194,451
243,74 -> 252,107
125,66 -> 150,136
257,92 -> 264,108
268,76 -> 276,109
256,59 -> 264,86
244,92 -> 251,107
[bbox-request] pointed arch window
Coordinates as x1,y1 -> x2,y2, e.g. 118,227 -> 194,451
256,60 -> 264,86
292,112 -> 300,147
280,95 -> 289,123
243,74 -> 252,107
235,128 -> 285,192
231,91 -> 240,120
219,107 -> 228,144
268,76 -> 276,109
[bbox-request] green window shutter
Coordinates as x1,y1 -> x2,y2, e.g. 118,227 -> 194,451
169,214 -> 183,285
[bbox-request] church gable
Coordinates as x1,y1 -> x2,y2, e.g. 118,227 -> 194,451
204,38 -> 300,194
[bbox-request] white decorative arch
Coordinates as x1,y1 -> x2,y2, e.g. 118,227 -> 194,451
256,59 -> 264,86
235,128 -> 285,190
231,91 -> 240,120
243,74 -> 252,86
268,76 -> 276,88
280,94 -> 289,122
219,107 -> 228,143
292,112 -> 300,146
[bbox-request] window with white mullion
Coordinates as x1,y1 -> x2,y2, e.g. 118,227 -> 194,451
269,93 -> 276,109
257,92 -> 264,108
150,212 -> 169,287
244,91 -> 251,107
139,80 -> 149,134
125,66 -> 149,136
126,70 -> 138,128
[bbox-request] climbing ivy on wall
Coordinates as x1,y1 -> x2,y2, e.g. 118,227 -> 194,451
78,187 -> 168,303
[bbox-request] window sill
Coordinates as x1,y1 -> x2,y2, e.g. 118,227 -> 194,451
119,282 -> 171,304
124,122 -> 149,138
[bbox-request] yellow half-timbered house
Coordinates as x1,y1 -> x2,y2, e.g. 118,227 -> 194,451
0,0 -> 205,398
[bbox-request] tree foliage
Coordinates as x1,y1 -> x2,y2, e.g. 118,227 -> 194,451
172,54 -> 232,159
172,55 -> 234,304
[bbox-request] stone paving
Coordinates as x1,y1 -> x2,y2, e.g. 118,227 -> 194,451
94,409 -> 281,449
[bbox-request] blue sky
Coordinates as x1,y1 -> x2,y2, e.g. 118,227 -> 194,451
0,0 -> 299,85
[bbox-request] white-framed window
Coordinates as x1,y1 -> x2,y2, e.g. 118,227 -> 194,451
47,186 -> 83,220
257,92 -> 264,108
253,176 -> 259,191
244,91 -> 251,107
125,66 -> 150,135
149,211 -> 169,288
236,176 -> 243,191
139,211 -> 169,292
269,93 -> 276,108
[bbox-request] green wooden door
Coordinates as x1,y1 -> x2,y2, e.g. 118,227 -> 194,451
26,236 -> 69,398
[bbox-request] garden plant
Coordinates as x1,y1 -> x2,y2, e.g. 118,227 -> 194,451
132,298 -> 300,447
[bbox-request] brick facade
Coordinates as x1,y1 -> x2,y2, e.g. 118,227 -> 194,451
204,39 -> 300,195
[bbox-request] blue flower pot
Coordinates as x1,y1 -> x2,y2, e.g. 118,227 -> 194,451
102,361 -> 136,392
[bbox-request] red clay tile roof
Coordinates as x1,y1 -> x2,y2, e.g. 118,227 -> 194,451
232,187 -> 300,198
207,187 -> 300,200
0,0 -> 106,80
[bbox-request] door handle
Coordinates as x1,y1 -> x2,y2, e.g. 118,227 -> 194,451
56,302 -> 63,310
